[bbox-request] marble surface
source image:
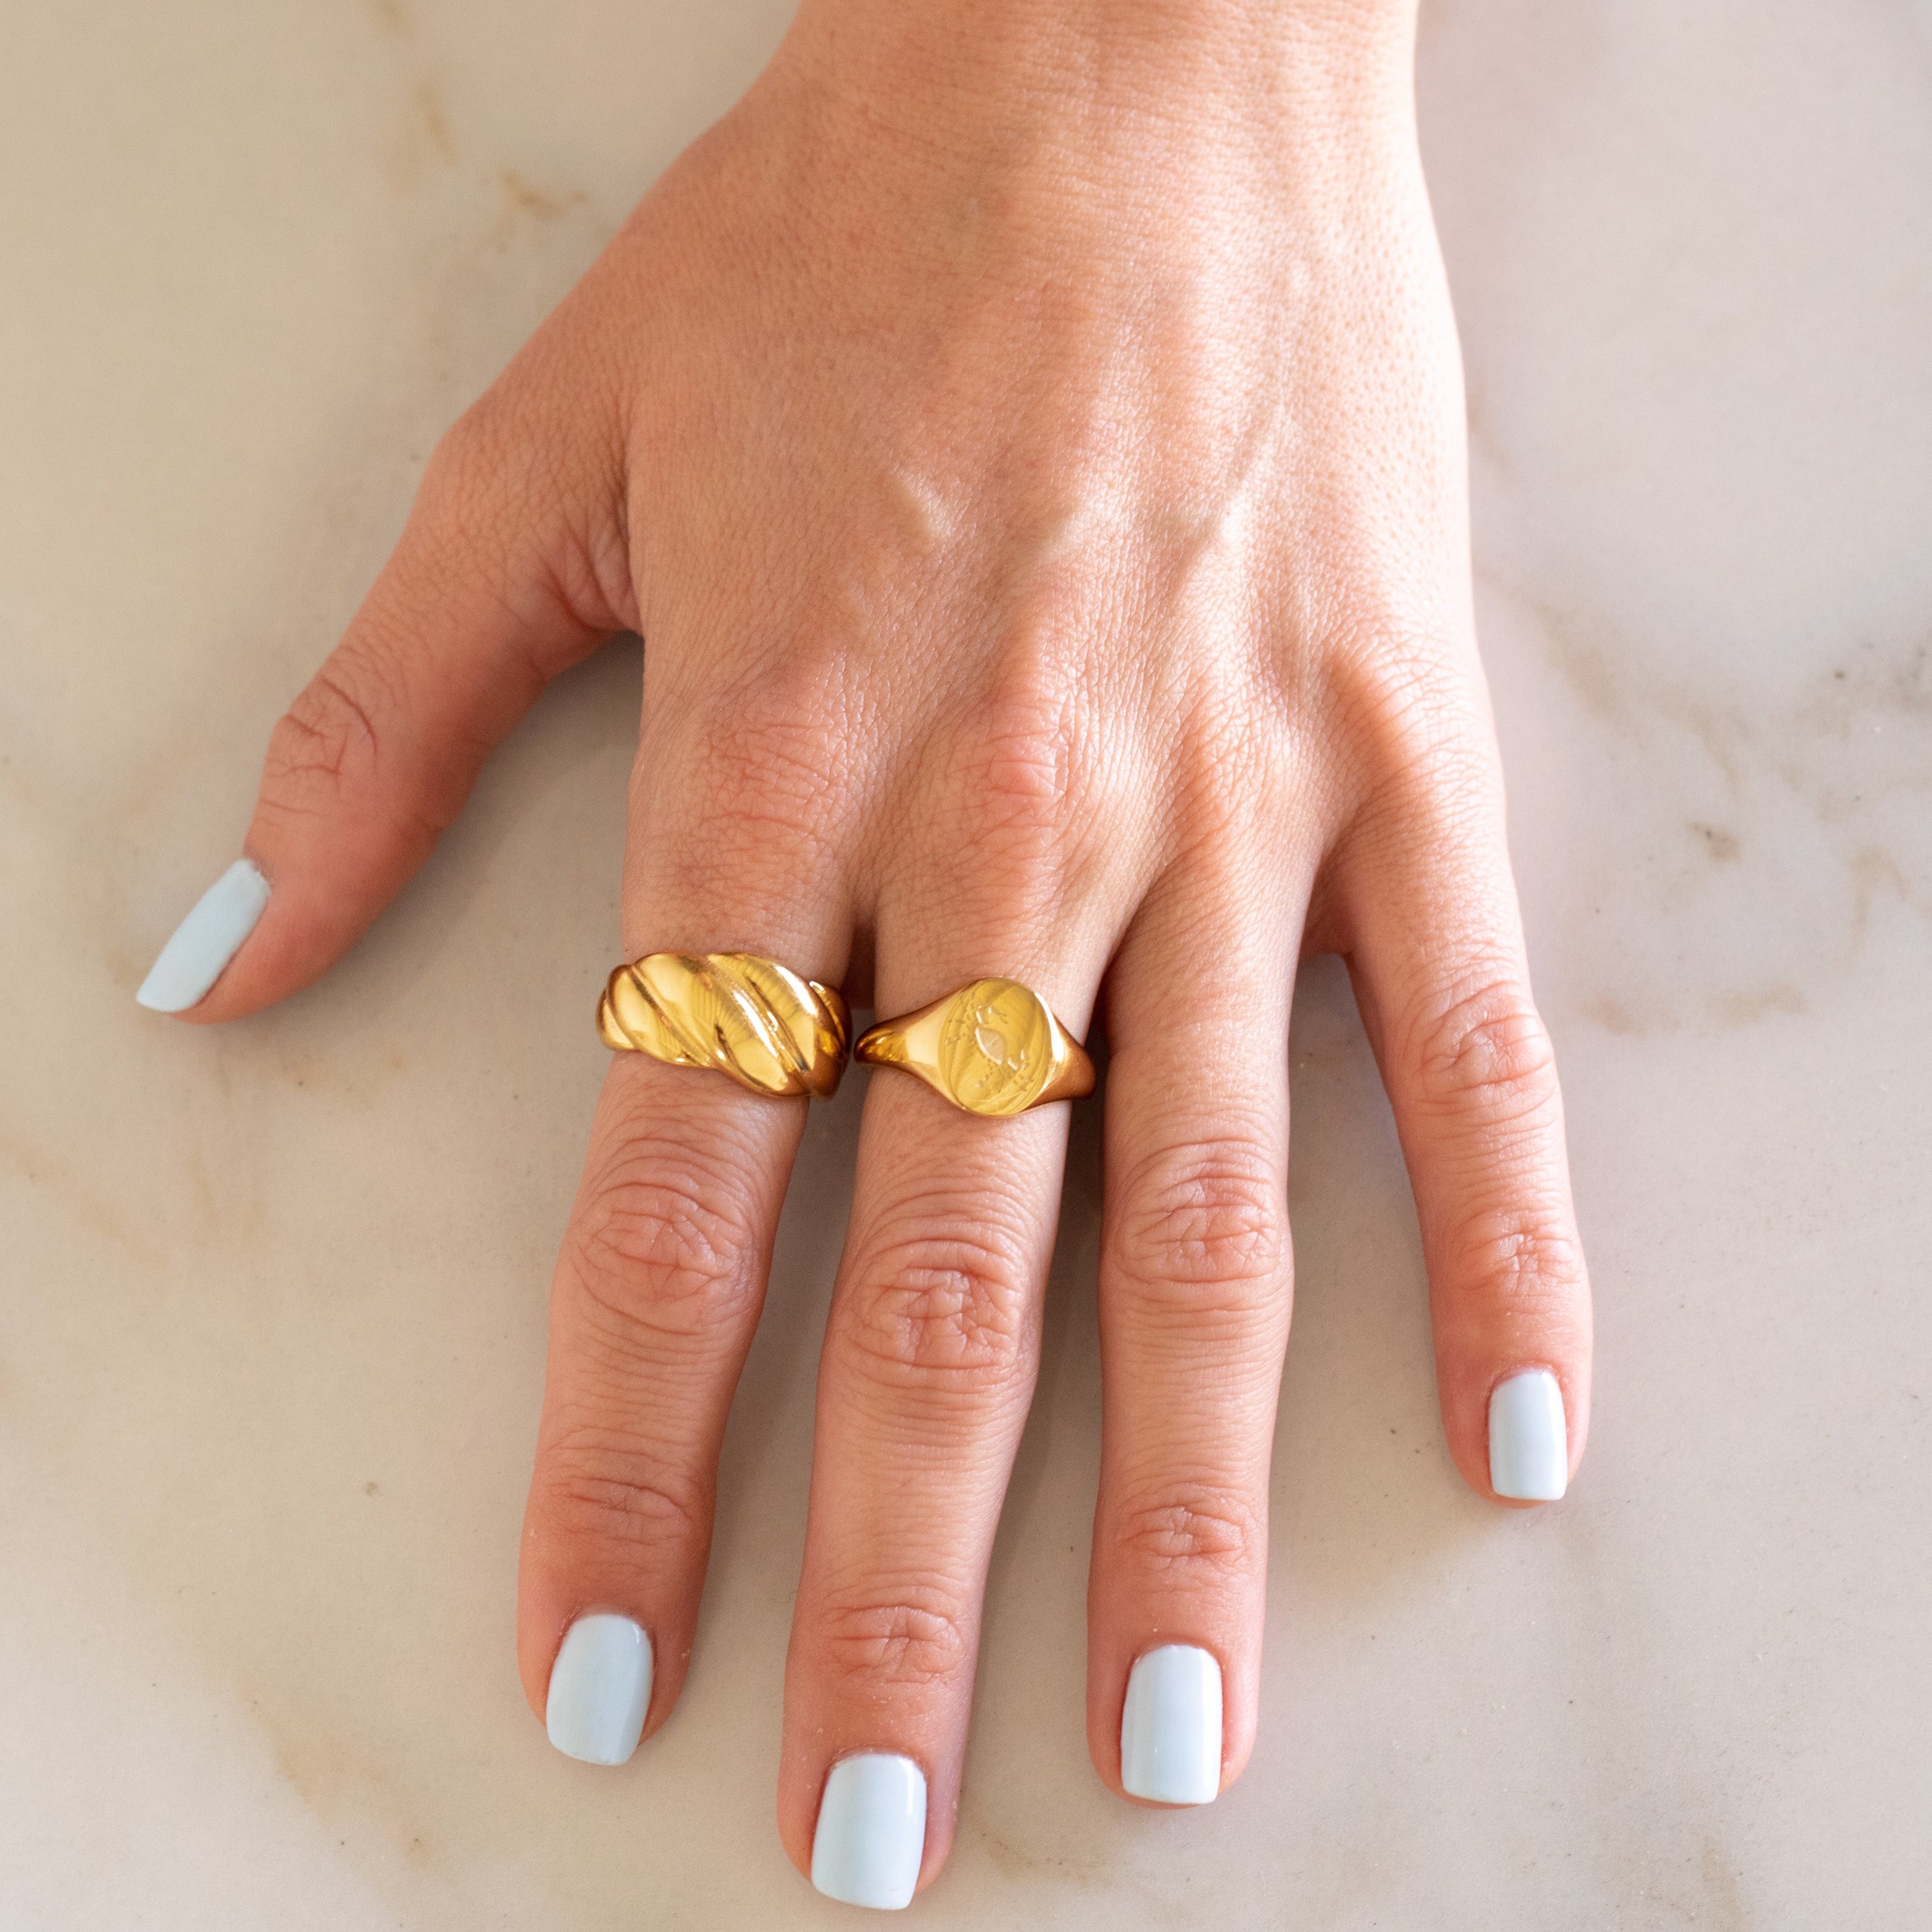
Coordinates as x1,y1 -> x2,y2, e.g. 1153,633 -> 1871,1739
4,2 -> 1929,1924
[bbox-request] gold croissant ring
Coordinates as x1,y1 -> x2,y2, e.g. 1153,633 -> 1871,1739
598,952 -> 851,1098
855,977 -> 1095,1117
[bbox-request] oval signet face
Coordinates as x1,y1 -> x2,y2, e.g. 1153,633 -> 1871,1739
935,978 -> 1055,1116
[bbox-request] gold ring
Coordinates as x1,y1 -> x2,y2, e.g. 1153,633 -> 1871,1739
854,977 -> 1094,1117
597,952 -> 850,1098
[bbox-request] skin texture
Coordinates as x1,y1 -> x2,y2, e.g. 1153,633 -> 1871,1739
167,0 -> 1592,1898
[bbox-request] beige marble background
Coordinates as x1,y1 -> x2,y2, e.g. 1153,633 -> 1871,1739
4,1 -> 1929,1924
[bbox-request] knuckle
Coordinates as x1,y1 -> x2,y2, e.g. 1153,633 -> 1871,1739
1410,978 -> 1561,1128
667,687 -> 847,879
1109,1481 -> 1261,1584
1111,1134 -> 1286,1311
424,393 -> 509,502
258,660 -> 389,819
1366,665 -> 1469,784
1172,702 -> 1277,844
817,1591 -> 973,1692
954,691 -> 1074,824
1446,1202 -> 1586,1324
934,648 -> 1094,853
567,1136 -> 762,1346
1330,614 -> 1463,739
839,1216 -> 1033,1393
533,1438 -> 709,1555
702,708 -> 841,821
1320,617 -> 1500,815
912,665 -> 1102,934
415,388 -> 559,561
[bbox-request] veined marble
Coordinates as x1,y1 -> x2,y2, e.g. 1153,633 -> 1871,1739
2,1 -> 1927,1924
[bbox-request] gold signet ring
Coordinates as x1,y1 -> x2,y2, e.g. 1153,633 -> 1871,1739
854,978 -> 1095,1117
597,952 -> 851,1098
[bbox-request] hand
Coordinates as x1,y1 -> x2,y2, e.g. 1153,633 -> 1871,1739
144,0 -> 1591,1903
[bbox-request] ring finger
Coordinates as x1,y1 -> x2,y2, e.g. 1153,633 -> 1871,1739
778,781 -> 1124,1906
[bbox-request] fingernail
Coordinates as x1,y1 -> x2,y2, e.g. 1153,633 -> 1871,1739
1489,1368 -> 1569,1500
811,1752 -> 927,1911
1120,1643 -> 1222,1805
135,858 -> 271,1012
544,1613 -> 652,1765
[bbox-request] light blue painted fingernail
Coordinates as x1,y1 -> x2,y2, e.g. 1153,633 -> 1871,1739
1120,1644 -> 1222,1805
545,1614 -> 652,1766
135,858 -> 271,1012
1489,1369 -> 1569,1501
811,1752 -> 926,1910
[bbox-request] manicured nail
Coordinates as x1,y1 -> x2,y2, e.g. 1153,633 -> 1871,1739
1489,1368 -> 1569,1501
544,1613 -> 652,1766
1120,1643 -> 1222,1805
135,858 -> 271,1012
811,1752 -> 926,1911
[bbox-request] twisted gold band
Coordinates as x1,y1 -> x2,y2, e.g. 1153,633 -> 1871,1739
855,977 -> 1094,1117
597,952 -> 850,1098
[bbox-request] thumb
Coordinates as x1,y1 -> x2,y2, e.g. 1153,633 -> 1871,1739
140,376 -> 632,1023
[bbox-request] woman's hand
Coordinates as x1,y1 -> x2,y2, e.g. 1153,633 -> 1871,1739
145,0 -> 1590,1903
